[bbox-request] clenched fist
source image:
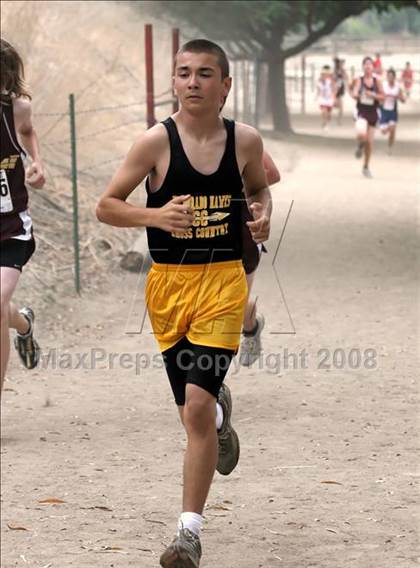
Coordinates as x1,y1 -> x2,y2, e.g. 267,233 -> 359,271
152,194 -> 194,233
25,161 -> 46,189
246,202 -> 270,244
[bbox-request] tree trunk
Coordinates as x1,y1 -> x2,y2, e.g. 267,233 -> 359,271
267,57 -> 292,133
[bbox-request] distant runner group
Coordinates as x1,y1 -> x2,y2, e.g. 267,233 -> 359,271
316,53 -> 410,177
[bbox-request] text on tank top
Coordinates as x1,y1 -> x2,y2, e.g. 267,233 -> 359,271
358,76 -> 379,108
146,117 -> 244,265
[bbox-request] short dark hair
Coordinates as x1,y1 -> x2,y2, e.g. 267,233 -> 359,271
176,39 -> 229,79
387,68 -> 396,78
362,56 -> 373,65
322,65 -> 331,71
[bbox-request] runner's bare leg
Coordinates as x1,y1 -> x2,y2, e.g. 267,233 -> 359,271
182,383 -> 218,513
0,267 -> 24,392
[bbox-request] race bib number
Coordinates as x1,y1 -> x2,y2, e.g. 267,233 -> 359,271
0,169 -> 14,213
360,91 -> 374,106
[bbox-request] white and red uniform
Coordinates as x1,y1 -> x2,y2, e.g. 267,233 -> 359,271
318,77 -> 335,109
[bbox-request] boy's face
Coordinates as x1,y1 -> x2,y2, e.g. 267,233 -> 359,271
363,59 -> 373,74
173,51 -> 231,114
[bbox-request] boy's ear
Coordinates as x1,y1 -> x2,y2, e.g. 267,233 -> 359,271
222,76 -> 232,97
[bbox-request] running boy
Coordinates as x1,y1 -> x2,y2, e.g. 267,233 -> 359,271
352,56 -> 385,178
217,97 -> 280,365
380,68 -> 405,154
333,57 -> 348,125
1,38 -> 45,394
97,39 -> 272,568
317,65 -> 336,130
239,151 -> 280,366
401,62 -> 413,99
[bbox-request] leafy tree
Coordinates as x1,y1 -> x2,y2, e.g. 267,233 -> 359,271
338,6 -> 420,35
140,0 -> 418,132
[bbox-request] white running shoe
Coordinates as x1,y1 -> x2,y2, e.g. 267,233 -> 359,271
239,314 -> 265,367
362,166 -> 373,178
14,307 -> 40,369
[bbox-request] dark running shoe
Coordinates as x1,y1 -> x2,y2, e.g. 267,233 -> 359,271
160,528 -> 202,568
14,307 -> 40,370
216,383 -> 240,476
355,142 -> 364,159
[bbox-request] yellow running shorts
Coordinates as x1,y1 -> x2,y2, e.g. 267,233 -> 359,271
145,260 -> 248,352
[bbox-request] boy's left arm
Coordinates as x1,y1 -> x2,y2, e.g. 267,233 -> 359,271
263,150 -> 281,185
241,128 -> 272,244
398,87 -> 406,103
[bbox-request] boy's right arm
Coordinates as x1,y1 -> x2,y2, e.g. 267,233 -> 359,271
96,126 -> 193,231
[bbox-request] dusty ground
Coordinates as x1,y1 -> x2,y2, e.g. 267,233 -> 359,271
1,112 -> 419,568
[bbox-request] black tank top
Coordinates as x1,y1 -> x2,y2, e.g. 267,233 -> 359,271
357,76 -> 379,113
146,117 -> 243,265
0,97 -> 31,241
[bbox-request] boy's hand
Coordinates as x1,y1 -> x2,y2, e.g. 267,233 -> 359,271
25,161 -> 46,189
153,194 -> 194,232
246,202 -> 270,244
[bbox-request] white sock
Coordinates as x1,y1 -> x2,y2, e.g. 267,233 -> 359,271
178,512 -> 203,536
216,402 -> 224,431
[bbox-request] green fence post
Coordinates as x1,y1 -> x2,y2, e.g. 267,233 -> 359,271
69,93 -> 81,294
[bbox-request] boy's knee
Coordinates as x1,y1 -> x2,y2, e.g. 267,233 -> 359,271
184,394 -> 215,434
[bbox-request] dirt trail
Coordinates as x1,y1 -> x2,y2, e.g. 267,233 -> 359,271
1,115 -> 419,568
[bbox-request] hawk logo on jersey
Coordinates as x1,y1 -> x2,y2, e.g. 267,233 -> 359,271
0,155 -> 20,170
207,211 -> 230,222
